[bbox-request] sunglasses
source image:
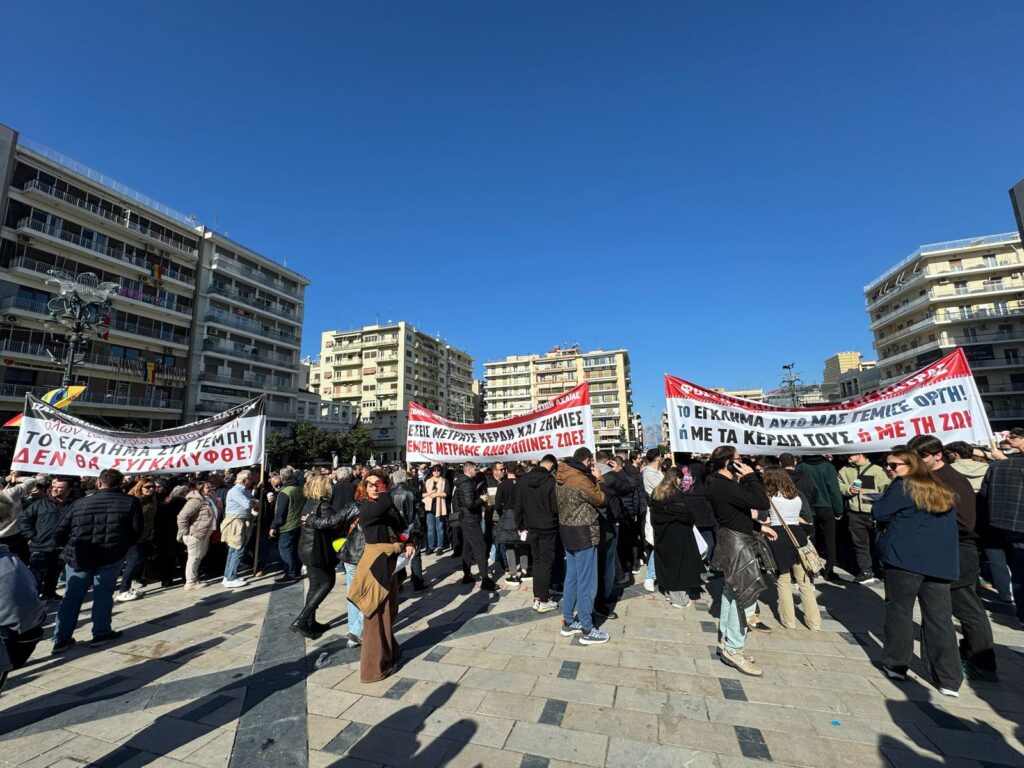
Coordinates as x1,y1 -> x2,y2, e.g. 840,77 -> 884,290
885,462 -> 907,470
143,485 -> 156,490
365,481 -> 386,490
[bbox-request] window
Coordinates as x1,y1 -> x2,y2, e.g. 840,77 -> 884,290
1004,349 -> 1020,364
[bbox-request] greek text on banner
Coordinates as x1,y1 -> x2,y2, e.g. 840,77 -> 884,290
665,349 -> 992,455
10,395 -> 266,476
406,384 -> 595,463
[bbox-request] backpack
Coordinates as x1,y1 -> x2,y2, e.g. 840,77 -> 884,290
681,466 -> 695,493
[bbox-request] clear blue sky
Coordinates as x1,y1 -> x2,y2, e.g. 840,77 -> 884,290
5,2 -> 1024,434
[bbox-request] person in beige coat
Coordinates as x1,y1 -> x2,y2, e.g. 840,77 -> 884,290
176,482 -> 217,590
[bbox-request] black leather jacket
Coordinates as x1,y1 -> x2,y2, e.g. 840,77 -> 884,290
304,499 -> 362,565
452,474 -> 485,520
710,527 -> 776,610
390,482 -> 420,536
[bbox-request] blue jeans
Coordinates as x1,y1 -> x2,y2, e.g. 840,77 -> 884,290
343,562 -> 364,638
224,545 -> 245,581
562,547 -> 598,632
426,513 -> 446,550
719,584 -> 757,654
278,529 -> 301,577
1006,532 -> 1024,623
985,547 -> 1013,602
646,552 -> 657,581
119,542 -> 148,593
54,561 -> 122,643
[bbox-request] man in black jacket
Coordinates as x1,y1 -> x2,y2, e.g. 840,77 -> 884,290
520,455 -> 559,612
390,470 -> 426,592
454,462 -> 496,591
51,468 -> 143,653
19,477 -> 74,600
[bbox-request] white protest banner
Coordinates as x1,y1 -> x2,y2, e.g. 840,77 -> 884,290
406,384 -> 595,463
11,395 -> 266,476
666,349 -> 992,455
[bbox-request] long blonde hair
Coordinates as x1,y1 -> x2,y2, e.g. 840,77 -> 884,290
304,474 -> 332,500
651,468 -> 679,502
892,450 -> 954,514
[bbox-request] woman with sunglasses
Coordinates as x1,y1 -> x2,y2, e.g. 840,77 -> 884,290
346,473 -> 414,682
873,449 -> 961,696
115,478 -> 159,602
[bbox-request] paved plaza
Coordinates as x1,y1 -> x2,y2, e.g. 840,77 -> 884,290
2,553 -> 1023,768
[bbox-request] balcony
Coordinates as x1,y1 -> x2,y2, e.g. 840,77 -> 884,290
0,295 -> 49,315
978,383 -> 1024,394
0,383 -> 180,411
14,218 -> 195,285
201,337 -> 294,368
109,316 -> 188,347
205,309 -> 300,344
207,283 -> 302,322
21,179 -> 199,256
211,255 -> 301,299
201,371 -> 291,390
197,398 -> 293,417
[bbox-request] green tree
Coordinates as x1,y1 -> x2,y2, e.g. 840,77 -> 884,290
288,422 -> 337,466
265,429 -> 295,468
337,423 -> 375,463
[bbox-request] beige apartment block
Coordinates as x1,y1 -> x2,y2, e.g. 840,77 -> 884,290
310,322 -> 474,462
0,123 -> 308,433
864,231 -> 1024,428
822,352 -> 864,400
483,345 -> 636,452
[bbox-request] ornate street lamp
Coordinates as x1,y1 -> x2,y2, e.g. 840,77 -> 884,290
43,270 -> 118,387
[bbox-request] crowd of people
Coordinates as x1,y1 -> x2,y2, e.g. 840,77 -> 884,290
1,431 -> 1022,695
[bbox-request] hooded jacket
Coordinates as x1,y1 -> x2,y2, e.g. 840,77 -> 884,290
177,490 -> 217,540
555,459 -> 605,552
520,466 -> 558,533
799,456 -> 844,516
951,458 -> 988,494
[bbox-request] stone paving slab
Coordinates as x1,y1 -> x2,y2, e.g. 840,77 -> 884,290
2,553 -> 1023,768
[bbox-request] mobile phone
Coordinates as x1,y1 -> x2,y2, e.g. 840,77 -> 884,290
727,461 -> 741,475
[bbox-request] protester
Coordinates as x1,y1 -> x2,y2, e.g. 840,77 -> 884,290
706,447 -> 775,676
52,469 -> 143,653
762,467 -> 821,631
873,448 -> 961,695
19,476 -> 73,600
0,542 -> 45,694
909,435 -> 996,681
521,455 -> 560,613
675,453 -> 717,565
294,474 -> 350,638
421,465 -> 449,555
980,427 -> 1024,627
115,477 -> 158,602
346,474 -> 413,683
1,473 -> 44,564
838,453 -> 890,584
222,470 -> 257,588
648,467 -> 703,608
389,469 -> 426,591
555,447 -> 610,645
177,481 -> 217,591
641,450 -> 663,592
799,455 -> 844,582
454,462 -> 496,591
153,484 -> 187,587
270,467 -> 304,583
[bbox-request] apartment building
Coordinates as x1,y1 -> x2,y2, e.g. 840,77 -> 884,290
483,345 -> 636,452
0,123 -> 308,432
864,231 -> 1024,428
310,322 -> 474,462
822,352 -> 865,401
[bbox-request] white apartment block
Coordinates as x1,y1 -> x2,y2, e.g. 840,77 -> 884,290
0,123 -> 308,433
483,345 -> 636,452
864,232 -> 1024,428
310,322 -> 474,462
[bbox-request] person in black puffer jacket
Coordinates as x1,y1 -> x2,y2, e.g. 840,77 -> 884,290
495,463 -> 527,584
389,470 -> 425,592
19,477 -> 74,600
51,469 -> 143,653
454,463 -> 495,590
521,455 -> 559,609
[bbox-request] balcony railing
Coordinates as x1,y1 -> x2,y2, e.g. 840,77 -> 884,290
211,255 -> 301,298
207,283 -> 302,321
197,399 -> 293,416
0,383 -> 180,410
109,316 -> 188,346
201,372 -> 291,390
15,217 -> 195,285
202,338 -> 294,367
21,179 -> 198,256
0,295 -> 48,314
205,309 -> 299,344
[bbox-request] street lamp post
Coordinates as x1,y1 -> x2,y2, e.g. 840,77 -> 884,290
44,271 -> 118,388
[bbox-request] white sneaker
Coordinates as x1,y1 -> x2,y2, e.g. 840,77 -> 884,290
643,579 -> 655,592
532,599 -> 540,611
115,590 -> 139,602
222,578 -> 247,588
536,600 -> 559,613
938,687 -> 960,698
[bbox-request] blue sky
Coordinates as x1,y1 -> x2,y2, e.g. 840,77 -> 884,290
5,2 -> 1024,434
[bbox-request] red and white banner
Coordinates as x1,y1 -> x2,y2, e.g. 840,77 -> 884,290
665,349 -> 993,455
406,384 -> 595,463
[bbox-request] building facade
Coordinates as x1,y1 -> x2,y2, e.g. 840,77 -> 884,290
0,123 -> 307,432
310,322 -> 474,462
483,345 -> 636,452
822,352 -> 864,401
864,231 -> 1024,429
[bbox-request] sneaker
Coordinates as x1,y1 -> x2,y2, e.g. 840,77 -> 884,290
593,604 -> 618,620
938,687 -> 960,698
51,637 -> 77,655
854,573 -> 878,585
643,578 -> 656,592
721,649 -> 762,676
716,639 -> 755,663
520,573 -> 533,582
536,600 -> 559,613
532,599 -> 540,611
882,665 -> 908,681
114,590 -> 139,602
346,633 -> 362,648
222,578 -> 247,588
748,620 -> 772,634
89,630 -> 123,647
560,620 -> 584,637
579,628 -> 610,645
480,578 -> 498,591
505,575 -> 522,585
